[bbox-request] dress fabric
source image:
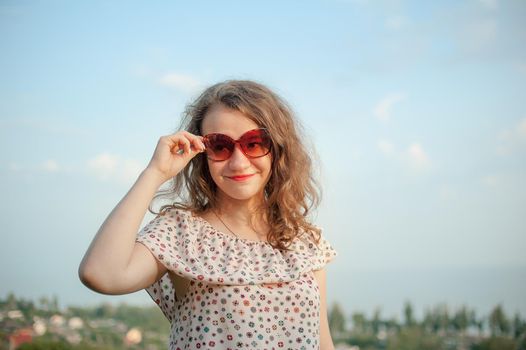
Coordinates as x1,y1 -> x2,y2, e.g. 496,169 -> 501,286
135,207 -> 337,350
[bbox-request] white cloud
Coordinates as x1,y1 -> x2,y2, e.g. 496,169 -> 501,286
481,174 -> 498,187
7,162 -> 21,172
439,184 -> 457,201
40,159 -> 60,173
518,119 -> 526,138
3,154 -> 142,184
130,64 -> 153,79
517,62 -> 526,75
158,73 -> 203,94
376,139 -> 432,174
385,15 -> 407,30
495,145 -> 511,156
497,129 -> 513,141
405,142 -> 431,171
332,0 -> 369,4
87,153 -> 117,180
349,147 -> 363,161
5,160 -> 67,173
377,139 -> 395,155
0,117 -> 90,137
86,153 -> 143,185
461,18 -> 497,53
478,0 -> 498,10
496,117 -> 526,156
373,92 -> 406,122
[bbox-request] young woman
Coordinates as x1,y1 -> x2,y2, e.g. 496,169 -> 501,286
79,80 -> 338,349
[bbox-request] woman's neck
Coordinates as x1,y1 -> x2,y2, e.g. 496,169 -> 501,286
213,194 -> 268,232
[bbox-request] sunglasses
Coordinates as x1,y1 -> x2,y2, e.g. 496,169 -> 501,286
202,128 -> 272,161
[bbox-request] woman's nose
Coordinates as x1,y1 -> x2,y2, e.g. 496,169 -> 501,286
228,144 -> 251,170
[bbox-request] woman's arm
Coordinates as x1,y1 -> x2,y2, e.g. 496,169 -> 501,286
78,132 -> 205,295
78,168 -> 168,294
313,268 -> 336,350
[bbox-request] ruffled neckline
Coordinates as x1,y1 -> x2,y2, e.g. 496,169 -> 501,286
135,207 -> 338,322
190,212 -> 272,245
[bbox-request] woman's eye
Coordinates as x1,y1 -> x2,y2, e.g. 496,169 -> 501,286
245,137 -> 263,147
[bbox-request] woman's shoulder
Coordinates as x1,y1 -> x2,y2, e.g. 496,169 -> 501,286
137,206 -> 207,241
290,226 -> 338,264
157,205 -> 191,216
156,205 -> 201,223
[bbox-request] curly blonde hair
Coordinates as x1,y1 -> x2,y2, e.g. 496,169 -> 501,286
149,79 -> 321,250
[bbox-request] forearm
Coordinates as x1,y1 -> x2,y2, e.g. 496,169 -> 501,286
79,168 -> 165,286
320,322 -> 335,350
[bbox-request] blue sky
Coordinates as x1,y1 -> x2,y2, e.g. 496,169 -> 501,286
1,0 -> 525,320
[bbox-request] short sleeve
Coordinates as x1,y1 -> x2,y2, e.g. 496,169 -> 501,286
136,208 -> 187,272
134,207 -> 198,322
311,234 -> 338,270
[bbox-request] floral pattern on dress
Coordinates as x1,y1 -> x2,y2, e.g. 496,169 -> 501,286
135,207 -> 337,350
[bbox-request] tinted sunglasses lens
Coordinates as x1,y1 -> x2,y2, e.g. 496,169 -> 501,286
239,129 -> 271,158
204,134 -> 234,160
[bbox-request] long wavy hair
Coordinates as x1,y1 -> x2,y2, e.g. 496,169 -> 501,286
149,79 -> 321,250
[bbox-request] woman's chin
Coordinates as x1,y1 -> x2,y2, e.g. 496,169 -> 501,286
217,189 -> 264,204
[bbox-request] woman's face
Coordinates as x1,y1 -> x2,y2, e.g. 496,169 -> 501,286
201,104 -> 272,207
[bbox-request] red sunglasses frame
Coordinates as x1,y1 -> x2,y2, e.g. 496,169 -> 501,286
202,128 -> 272,161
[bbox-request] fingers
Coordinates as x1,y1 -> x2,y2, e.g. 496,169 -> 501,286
178,136 -> 191,155
182,131 -> 205,153
148,131 -> 206,180
191,135 -> 206,152
166,131 -> 205,156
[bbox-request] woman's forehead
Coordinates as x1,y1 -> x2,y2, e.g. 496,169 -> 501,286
202,104 -> 260,137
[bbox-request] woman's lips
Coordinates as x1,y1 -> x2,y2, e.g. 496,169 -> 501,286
227,174 -> 255,181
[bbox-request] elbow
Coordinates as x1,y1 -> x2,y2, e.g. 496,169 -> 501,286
78,262 -> 116,295
78,261 -> 138,295
78,260 -> 90,286
78,262 -> 101,292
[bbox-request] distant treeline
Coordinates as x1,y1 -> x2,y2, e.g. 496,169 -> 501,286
0,292 -> 169,350
1,293 -> 526,350
328,300 -> 526,350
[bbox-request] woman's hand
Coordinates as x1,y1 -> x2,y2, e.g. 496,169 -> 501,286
146,131 -> 206,183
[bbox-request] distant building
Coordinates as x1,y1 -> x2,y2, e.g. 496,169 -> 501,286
7,310 -> 23,320
68,317 -> 84,330
125,327 -> 142,345
50,314 -> 65,327
9,328 -> 32,350
32,318 -> 47,336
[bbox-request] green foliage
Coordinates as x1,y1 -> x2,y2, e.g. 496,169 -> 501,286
352,312 -> 368,333
513,312 -> 526,339
18,339 -> 113,350
112,303 -> 168,332
422,303 -> 450,334
329,302 -> 347,339
371,308 -> 382,335
65,302 -> 168,333
18,340 -> 73,350
403,301 -> 415,327
489,304 -> 510,336
387,326 -> 443,350
516,335 -> 526,350
451,305 -> 470,333
346,333 -> 378,348
470,336 -> 516,350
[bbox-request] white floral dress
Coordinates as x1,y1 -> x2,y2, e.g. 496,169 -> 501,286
135,207 -> 337,350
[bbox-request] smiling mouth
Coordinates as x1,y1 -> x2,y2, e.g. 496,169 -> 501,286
227,174 -> 255,181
